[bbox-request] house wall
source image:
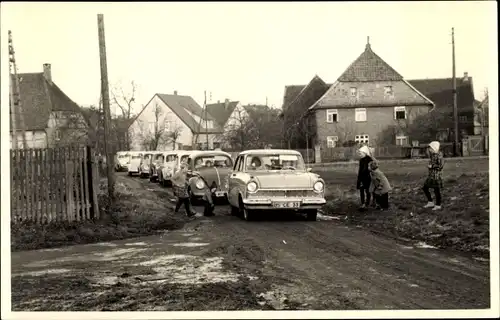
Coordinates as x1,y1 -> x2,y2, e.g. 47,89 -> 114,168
10,131 -> 47,149
314,105 -> 431,146
129,95 -> 192,151
46,111 -> 89,147
224,103 -> 248,130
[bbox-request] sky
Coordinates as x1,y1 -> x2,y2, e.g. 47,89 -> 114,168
1,1 -> 497,118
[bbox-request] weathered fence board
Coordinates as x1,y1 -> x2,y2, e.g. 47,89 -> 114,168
10,146 -> 99,224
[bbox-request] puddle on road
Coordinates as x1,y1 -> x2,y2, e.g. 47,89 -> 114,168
189,237 -> 203,241
171,242 -> 210,247
94,242 -> 118,247
94,248 -> 148,261
317,213 -> 341,221
124,242 -> 148,246
14,268 -> 72,277
415,242 -> 438,249
473,257 -> 489,262
180,233 -> 194,237
92,254 -> 242,286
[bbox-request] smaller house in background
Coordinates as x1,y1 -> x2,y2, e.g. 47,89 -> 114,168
9,63 -> 88,149
206,99 -> 249,148
129,91 -> 223,151
474,94 -> 489,136
407,72 -> 476,140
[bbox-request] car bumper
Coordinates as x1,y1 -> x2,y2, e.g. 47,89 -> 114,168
141,169 -> 150,175
191,189 -> 228,199
242,197 -> 326,210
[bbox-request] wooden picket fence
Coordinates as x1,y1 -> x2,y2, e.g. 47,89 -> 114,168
10,146 -> 100,224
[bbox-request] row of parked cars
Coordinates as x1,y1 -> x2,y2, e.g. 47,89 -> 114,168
114,149 -> 326,221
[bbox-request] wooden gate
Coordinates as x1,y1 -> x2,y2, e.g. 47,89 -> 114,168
10,146 -> 100,224
465,135 -> 485,156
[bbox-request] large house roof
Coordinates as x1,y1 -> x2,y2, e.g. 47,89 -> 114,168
407,76 -> 475,110
282,75 -> 331,118
206,100 -> 240,127
155,93 -> 222,134
337,42 -> 404,82
9,72 -> 83,131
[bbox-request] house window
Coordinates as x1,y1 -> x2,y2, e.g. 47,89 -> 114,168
326,136 -> 338,148
395,135 -> 409,146
384,86 -> 393,97
326,109 -> 338,123
459,115 -> 468,123
355,134 -> 369,145
350,87 -> 357,97
355,108 -> 367,122
394,106 -> 406,120
55,129 -> 61,141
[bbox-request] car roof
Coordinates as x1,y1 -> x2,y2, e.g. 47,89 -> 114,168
189,150 -> 232,159
238,149 -> 302,156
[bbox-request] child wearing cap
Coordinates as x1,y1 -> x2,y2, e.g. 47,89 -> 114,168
368,160 -> 392,210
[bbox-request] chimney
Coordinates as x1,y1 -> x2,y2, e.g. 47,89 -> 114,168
224,98 -> 229,109
463,72 -> 469,82
43,63 -> 52,83
173,90 -> 178,95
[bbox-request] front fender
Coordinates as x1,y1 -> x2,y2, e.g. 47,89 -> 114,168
188,175 -> 208,197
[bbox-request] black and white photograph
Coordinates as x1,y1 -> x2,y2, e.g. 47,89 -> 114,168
1,1 -> 498,319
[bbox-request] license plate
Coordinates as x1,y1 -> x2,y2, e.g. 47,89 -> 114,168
215,191 -> 226,197
272,201 -> 301,208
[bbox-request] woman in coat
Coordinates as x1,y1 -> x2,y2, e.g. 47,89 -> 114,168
357,145 -> 375,208
422,141 -> 445,210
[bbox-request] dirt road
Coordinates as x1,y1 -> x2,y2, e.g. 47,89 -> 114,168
11,173 -> 490,310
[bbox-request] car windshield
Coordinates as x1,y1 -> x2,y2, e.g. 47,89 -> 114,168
193,155 -> 233,169
166,155 -> 177,162
246,154 -> 305,171
180,155 -> 190,164
143,154 -> 151,160
154,154 -> 163,160
131,155 -> 141,159
118,154 -> 129,158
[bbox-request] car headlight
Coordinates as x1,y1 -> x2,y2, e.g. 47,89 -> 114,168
195,179 -> 205,189
247,181 -> 258,193
313,181 -> 324,193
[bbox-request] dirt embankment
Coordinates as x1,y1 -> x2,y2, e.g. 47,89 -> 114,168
11,174 -> 188,252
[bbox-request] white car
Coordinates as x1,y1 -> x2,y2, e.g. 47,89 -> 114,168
227,149 -> 326,221
139,151 -> 163,178
114,151 -> 130,172
158,151 -> 180,187
127,151 -> 144,176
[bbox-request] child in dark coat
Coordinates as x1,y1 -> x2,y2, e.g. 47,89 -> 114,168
368,161 -> 392,210
357,145 -> 375,208
422,141 -> 445,210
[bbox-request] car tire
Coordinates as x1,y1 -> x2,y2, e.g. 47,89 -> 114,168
305,209 -> 318,221
230,205 -> 239,216
242,207 -> 255,221
128,172 -> 132,176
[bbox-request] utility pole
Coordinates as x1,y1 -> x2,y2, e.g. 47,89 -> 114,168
204,90 -> 209,150
452,27 -> 459,156
97,14 -> 115,200
8,30 -> 28,149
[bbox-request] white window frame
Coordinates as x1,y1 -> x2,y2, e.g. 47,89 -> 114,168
355,108 -> 367,122
384,86 -> 393,97
355,134 -> 369,145
326,136 -> 338,148
395,135 -> 408,146
394,106 -> 407,120
326,109 -> 338,123
55,129 -> 61,141
350,87 -> 357,97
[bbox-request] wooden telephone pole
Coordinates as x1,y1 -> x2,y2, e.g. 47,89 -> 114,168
452,27 -> 459,156
97,14 -> 115,200
8,30 -> 28,149
204,90 -> 209,150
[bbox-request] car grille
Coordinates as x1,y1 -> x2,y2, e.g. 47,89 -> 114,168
250,189 -> 320,198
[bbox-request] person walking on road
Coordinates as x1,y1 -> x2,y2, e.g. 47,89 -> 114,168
171,163 -> 196,217
357,145 -> 375,209
422,141 -> 445,210
368,161 -> 392,210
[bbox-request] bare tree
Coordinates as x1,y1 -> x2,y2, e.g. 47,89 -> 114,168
52,111 -> 91,147
167,123 -> 183,150
110,80 -> 139,148
136,103 -> 172,150
221,106 -> 257,150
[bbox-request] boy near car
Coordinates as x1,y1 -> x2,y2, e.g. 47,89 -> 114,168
171,163 -> 196,217
422,141 -> 445,210
368,161 -> 392,210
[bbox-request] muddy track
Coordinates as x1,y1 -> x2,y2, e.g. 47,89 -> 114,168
132,174 -> 490,310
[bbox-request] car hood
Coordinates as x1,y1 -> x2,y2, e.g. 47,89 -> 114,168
195,167 -> 232,190
249,171 -> 317,189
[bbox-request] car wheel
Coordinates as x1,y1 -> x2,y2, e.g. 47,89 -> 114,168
230,205 -> 239,216
128,172 -> 132,176
305,209 -> 318,221
242,207 -> 255,221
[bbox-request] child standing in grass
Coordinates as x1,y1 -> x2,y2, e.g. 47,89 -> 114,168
422,141 -> 445,211
368,161 -> 392,210
357,145 -> 375,209
171,163 -> 196,217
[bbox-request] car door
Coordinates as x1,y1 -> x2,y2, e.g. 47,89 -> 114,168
228,156 -> 243,206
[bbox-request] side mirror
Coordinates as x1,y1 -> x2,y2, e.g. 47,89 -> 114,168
307,168 -> 312,172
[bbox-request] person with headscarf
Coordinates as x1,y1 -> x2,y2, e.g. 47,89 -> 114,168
369,161 -> 392,210
171,163 -> 196,217
423,141 -> 445,210
357,145 -> 375,208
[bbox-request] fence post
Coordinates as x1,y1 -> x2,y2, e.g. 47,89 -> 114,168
87,145 -> 99,219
